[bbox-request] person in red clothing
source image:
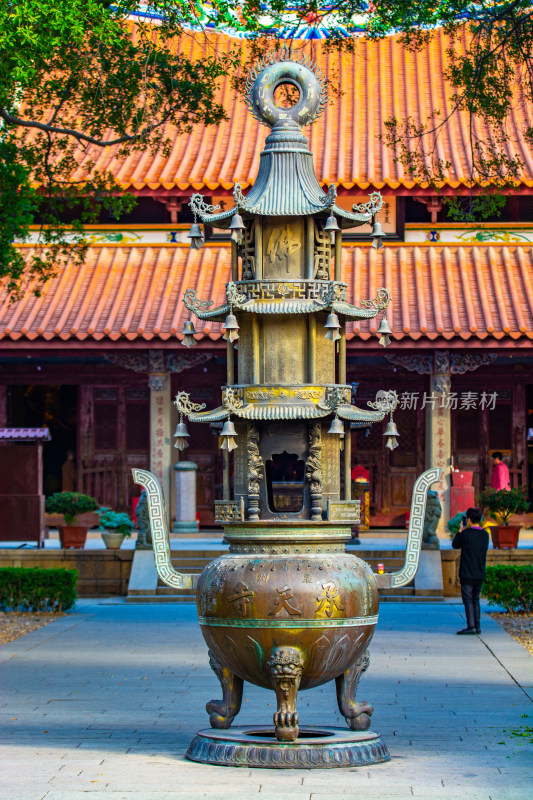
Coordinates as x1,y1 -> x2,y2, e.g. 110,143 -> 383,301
452,507 -> 489,635
491,452 -> 511,491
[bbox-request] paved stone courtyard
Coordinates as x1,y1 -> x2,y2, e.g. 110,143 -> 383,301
1,600 -> 531,800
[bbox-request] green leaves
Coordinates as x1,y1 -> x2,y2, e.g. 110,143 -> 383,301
1,0 -> 530,295
45,492 -> 99,525
0,567 -> 78,612
0,0 -> 232,297
371,1 -> 532,218
0,139 -> 39,294
98,508 -> 134,536
478,487 -> 530,527
483,565 -> 533,614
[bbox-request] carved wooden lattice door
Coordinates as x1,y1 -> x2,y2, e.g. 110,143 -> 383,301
78,384 -> 149,512
452,385 -> 521,495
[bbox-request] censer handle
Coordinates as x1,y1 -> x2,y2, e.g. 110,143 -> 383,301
374,467 -> 441,589
132,468 -> 196,590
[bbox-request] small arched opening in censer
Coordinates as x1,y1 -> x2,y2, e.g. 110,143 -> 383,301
265,451 -> 306,513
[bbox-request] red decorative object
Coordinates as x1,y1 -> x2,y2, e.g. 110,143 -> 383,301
132,496 -> 140,524
491,526 -> 520,550
451,486 -> 475,518
451,471 -> 473,488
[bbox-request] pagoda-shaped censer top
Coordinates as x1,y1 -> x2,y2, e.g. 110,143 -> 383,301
134,49 -> 440,769
176,49 -> 397,527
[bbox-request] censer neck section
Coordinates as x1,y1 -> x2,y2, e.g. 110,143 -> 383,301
224,524 -> 353,555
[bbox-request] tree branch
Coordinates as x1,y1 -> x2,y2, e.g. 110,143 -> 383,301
0,107 -> 170,147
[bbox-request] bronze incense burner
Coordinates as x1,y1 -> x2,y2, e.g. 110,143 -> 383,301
134,51 -> 440,768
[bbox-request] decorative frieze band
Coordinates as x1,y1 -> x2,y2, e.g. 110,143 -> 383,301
105,350 -> 212,376
387,352 -> 497,376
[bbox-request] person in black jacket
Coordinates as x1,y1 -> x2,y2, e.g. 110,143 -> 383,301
452,507 -> 489,635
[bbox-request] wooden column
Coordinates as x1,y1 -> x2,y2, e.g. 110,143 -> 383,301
513,382 -> 527,489
254,218 -> 263,279
344,422 -> 352,501
308,316 -> 316,383
252,316 -> 260,384
231,240 -> 239,281
224,340 -> 234,502
305,217 -> 314,279
223,451 -> 231,501
334,232 -> 342,281
425,353 -> 452,534
149,372 -> 172,521
0,384 -> 7,427
77,385 -> 93,493
227,340 -> 235,386
339,323 -> 346,385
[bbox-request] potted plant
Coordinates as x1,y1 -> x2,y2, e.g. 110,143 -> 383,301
45,492 -> 99,549
98,508 -> 134,549
478,487 -> 530,549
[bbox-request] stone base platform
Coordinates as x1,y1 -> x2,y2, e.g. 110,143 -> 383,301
186,725 -> 390,769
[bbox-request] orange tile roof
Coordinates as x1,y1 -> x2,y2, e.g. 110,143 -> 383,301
67,29 -> 533,192
2,243 -> 532,344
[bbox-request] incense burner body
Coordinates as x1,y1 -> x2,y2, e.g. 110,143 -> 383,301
198,534 -> 378,694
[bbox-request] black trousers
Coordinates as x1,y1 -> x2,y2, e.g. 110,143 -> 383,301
460,580 -> 483,630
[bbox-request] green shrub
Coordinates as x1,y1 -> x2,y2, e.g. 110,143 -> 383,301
0,567 -> 77,612
98,507 -> 133,536
482,565 -> 533,614
478,487 -> 530,526
45,492 -> 98,525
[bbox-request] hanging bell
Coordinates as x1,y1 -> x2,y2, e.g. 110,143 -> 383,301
384,417 -> 399,451
222,312 -> 239,343
181,319 -> 197,348
377,315 -> 392,347
220,419 -> 238,452
173,420 -> 190,451
324,311 -> 341,342
371,220 -> 385,250
229,212 -> 246,243
384,419 -> 399,437
328,416 -> 345,436
324,212 -> 340,243
187,222 -> 204,250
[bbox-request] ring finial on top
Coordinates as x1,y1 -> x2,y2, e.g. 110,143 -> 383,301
244,48 -> 328,129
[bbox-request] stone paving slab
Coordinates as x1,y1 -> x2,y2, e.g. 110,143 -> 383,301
1,600 -> 531,800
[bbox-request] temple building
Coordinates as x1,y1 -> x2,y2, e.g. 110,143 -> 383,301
1,29 -> 532,531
